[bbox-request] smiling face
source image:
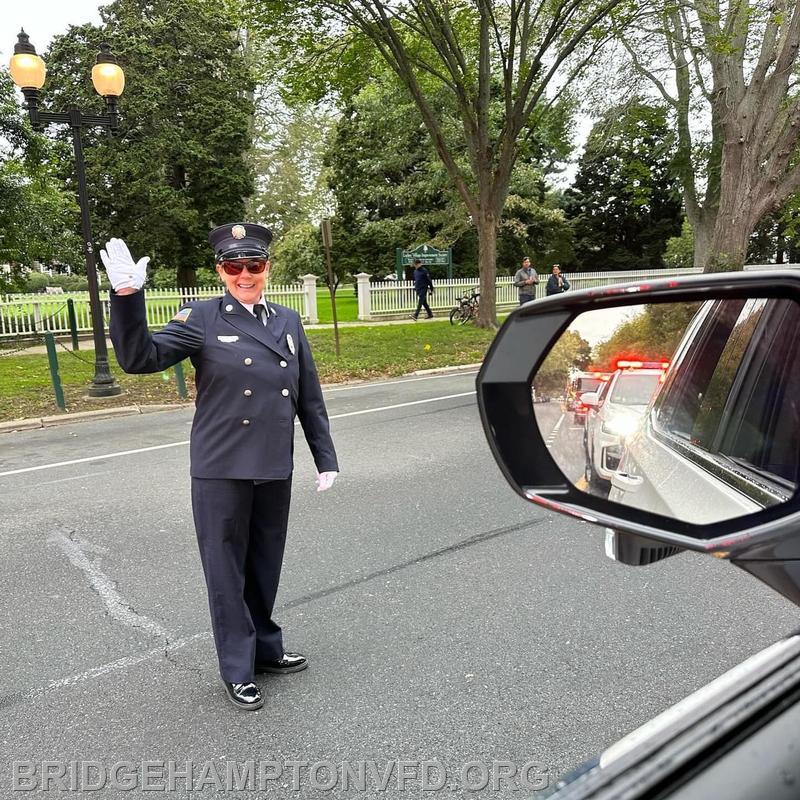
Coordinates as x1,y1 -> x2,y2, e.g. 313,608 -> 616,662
216,259 -> 271,305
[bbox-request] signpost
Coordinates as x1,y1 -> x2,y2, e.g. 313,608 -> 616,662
320,218 -> 341,357
395,244 -> 452,279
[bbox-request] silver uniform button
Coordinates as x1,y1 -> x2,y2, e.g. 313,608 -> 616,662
242,419 -> 250,425
225,304 -> 233,312
280,360 -> 288,368
281,389 -> 289,397
244,389 -> 252,397
244,357 -> 252,365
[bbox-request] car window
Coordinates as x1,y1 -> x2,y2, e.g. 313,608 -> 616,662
691,299 -> 768,448
716,300 -> 800,486
654,297 -> 799,492
609,373 -> 660,406
655,299 -> 748,440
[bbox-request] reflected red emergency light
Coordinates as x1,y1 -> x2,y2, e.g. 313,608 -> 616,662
615,359 -> 671,370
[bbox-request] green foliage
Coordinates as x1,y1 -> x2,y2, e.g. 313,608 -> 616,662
593,303 -> 703,370
148,266 -> 221,289
0,68 -> 83,270
41,0 -> 256,283
565,100 -> 684,271
21,273 -> 90,292
324,72 -> 576,278
663,220 -> 695,268
536,329 -> 593,394
247,99 -> 336,236
270,223 -> 324,283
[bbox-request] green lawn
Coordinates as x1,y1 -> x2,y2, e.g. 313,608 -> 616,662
316,286 -> 358,323
0,320 -> 496,421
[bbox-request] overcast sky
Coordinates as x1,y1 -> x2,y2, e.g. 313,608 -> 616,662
0,1 -> 102,63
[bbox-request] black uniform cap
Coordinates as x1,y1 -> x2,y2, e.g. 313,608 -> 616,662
209,223 -> 273,261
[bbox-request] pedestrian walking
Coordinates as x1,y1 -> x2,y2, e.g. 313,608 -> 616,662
103,223 -> 339,712
545,264 -> 570,296
513,256 -> 539,305
410,258 -> 434,319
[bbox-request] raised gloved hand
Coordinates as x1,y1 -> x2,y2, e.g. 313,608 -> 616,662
99,238 -> 150,292
315,471 -> 338,492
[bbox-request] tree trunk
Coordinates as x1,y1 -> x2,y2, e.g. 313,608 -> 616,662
692,215 -> 713,269
703,138 -> 761,273
475,214 -> 498,328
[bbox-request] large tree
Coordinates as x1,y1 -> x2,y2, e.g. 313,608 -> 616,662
42,0 -> 256,284
247,0 -> 624,326
565,100 -> 684,271
612,0 -> 800,271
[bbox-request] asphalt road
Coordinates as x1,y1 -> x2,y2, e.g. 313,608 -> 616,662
1,370 -> 798,798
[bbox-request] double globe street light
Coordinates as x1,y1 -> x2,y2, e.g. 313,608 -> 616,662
9,29 -> 125,397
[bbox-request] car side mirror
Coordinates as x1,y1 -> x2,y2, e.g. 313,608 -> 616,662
476,272 -> 800,608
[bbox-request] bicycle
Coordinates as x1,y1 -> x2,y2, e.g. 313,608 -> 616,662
449,289 -> 480,325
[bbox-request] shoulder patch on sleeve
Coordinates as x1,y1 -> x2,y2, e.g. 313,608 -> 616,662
171,307 -> 192,323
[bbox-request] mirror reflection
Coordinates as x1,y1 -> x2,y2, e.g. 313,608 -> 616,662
533,299 -> 800,524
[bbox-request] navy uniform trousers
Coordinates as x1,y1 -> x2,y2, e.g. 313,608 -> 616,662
110,290 -> 338,684
191,477 -> 291,682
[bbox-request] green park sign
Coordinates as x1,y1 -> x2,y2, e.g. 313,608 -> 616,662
395,244 -> 453,279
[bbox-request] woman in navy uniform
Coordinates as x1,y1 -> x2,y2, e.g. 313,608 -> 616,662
103,223 -> 339,711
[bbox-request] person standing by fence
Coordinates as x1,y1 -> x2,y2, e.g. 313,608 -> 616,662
410,259 -> 434,320
546,264 -> 570,296
513,256 -> 539,305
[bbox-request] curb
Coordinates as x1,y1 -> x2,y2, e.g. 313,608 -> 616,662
0,363 -> 482,433
0,403 -> 193,434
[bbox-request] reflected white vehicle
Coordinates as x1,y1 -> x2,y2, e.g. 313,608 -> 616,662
583,365 -> 664,490
608,298 -> 800,523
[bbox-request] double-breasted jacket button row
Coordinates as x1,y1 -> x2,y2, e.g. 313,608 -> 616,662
243,357 -> 288,368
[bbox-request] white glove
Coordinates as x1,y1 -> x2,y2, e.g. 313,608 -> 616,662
316,471 -> 338,492
99,237 -> 150,292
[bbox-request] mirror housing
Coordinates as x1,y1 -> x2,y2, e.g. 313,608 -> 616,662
476,271 -> 800,606
580,391 -> 599,409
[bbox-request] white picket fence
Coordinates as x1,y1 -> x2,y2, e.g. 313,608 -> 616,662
0,282 -> 311,339
2,264 -> 798,338
357,267 -> 709,318
356,263 -> 800,319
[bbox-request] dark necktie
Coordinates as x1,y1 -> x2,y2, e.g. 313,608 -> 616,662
253,303 -> 266,325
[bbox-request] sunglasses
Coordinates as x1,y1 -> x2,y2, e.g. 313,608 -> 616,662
219,258 -> 269,276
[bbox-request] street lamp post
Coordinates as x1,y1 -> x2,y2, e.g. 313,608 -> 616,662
9,30 -> 125,397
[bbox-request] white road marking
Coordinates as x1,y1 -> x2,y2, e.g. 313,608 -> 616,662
0,391 -> 477,478
8,633 -> 210,704
48,529 -> 169,639
324,391 -> 476,420
323,370 -> 478,393
0,441 -> 191,478
545,413 -> 565,449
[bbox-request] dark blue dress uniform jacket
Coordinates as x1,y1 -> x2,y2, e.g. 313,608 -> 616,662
109,290 -> 338,480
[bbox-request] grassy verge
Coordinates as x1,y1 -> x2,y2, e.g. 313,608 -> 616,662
0,320 -> 495,422
316,287 -> 358,323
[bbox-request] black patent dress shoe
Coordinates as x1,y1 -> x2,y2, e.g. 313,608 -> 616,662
223,681 -> 264,710
255,652 -> 309,674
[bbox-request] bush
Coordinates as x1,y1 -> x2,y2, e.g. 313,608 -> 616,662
664,221 -> 695,268
21,272 -> 89,292
148,266 -> 222,289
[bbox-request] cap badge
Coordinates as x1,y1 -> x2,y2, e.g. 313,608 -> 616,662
231,225 -> 246,240
286,334 -> 295,355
